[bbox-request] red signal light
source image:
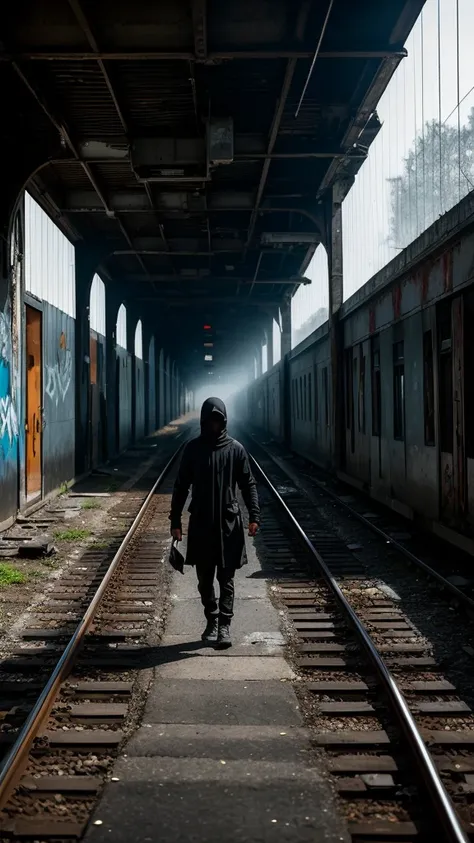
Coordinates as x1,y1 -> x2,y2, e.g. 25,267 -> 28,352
203,324 -> 211,330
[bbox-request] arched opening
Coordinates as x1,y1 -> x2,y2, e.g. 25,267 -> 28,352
89,274 -> 106,468
115,303 -> 131,450
291,245 -> 329,348
134,320 -> 145,441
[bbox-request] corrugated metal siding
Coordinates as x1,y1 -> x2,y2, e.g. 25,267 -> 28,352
116,304 -> 127,349
90,274 -> 106,336
24,193 -> 75,318
43,304 -> 75,492
148,336 -> 156,433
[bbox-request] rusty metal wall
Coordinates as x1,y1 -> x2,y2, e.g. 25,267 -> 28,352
43,303 -> 75,494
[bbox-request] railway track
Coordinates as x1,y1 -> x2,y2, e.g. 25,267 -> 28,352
0,441 -> 187,840
248,445 -> 474,843
250,434 -> 474,614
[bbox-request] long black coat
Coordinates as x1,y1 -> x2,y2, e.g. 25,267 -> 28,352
170,436 -> 260,569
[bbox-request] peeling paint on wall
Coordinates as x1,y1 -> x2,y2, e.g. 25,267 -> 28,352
0,300 -> 19,462
45,331 -> 72,406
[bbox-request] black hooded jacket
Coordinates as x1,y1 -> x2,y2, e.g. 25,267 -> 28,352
169,398 -> 260,568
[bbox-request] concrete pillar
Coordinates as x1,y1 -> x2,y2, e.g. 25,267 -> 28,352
255,346 -> 262,378
281,296 -> 292,358
266,320 -> 274,371
326,183 -> 344,469
104,285 -> 124,460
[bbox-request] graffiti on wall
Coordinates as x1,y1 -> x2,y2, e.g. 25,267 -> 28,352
0,300 -> 19,458
45,331 -> 72,407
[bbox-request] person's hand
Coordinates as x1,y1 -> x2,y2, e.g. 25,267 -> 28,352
248,523 -> 258,537
171,528 -> 182,542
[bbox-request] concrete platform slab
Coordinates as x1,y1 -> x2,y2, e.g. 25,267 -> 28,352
155,655 -> 294,680
166,597 -> 281,636
141,679 -> 301,725
127,724 -> 310,761
85,758 -> 347,843
172,569 -> 268,600
161,631 -> 285,656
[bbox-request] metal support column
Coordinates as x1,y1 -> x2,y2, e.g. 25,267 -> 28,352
74,245 -> 101,476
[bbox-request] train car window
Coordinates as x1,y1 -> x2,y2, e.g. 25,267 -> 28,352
371,337 -> 381,436
423,331 -> 435,446
303,374 -> 307,421
308,372 -> 312,422
438,308 -> 453,454
393,341 -> 405,441
358,346 -> 366,433
293,379 -> 298,421
300,377 -> 304,422
323,367 -> 329,426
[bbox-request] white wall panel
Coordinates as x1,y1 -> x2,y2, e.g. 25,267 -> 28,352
24,192 -> 75,317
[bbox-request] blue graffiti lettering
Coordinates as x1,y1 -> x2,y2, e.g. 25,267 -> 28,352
0,301 -> 19,462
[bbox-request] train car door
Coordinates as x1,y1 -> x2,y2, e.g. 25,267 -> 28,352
437,296 -> 466,528
25,305 -> 42,500
464,291 -> 474,528
452,296 -> 466,523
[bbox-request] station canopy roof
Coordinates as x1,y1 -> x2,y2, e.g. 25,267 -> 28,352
1,0 -> 424,366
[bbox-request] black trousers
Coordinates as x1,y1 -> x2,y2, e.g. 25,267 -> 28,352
196,561 -> 235,625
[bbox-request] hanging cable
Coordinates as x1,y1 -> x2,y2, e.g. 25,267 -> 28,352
294,0 -> 334,119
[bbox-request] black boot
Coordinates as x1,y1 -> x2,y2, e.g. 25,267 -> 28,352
201,618 -> 219,642
216,624 -> 232,649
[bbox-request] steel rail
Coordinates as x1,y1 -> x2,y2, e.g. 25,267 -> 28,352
249,453 -> 469,843
250,437 -> 474,614
0,442 -> 186,811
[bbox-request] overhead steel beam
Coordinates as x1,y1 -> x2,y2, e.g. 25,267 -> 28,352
115,274 -> 309,284
0,50 -> 407,61
48,149 -> 366,165
136,297 -> 282,306
244,0 -> 312,256
66,0 -> 172,266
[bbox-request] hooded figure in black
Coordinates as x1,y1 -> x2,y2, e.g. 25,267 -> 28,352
169,397 -> 260,648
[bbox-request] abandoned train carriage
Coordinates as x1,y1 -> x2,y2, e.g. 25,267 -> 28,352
236,192 -> 474,556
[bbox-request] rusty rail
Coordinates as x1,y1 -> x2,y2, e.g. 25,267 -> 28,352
0,442 -> 185,811
250,452 -> 469,843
